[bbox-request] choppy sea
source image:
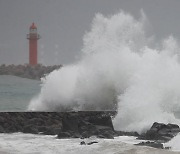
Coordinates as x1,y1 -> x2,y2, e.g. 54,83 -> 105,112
0,75 -> 180,154
0,75 -> 40,111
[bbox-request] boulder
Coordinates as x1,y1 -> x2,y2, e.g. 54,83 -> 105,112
80,141 -> 86,145
138,122 -> 180,142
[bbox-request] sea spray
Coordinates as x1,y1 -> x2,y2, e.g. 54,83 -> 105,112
164,133 -> 180,151
28,11 -> 180,133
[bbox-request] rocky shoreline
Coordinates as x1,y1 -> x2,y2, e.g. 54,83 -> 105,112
0,111 -> 179,150
0,64 -> 62,80
136,122 -> 180,149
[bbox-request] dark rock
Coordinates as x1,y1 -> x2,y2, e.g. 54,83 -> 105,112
62,113 -> 79,133
54,128 -> 62,134
37,126 -> 48,132
87,141 -> 98,145
145,129 -> 161,140
3,123 -> 10,129
57,112 -> 115,139
38,125 -> 62,135
115,131 -> 139,137
97,135 -> 106,138
0,111 -> 116,140
81,131 -> 90,138
58,132 -> 71,138
135,141 -> 163,149
7,125 -> 17,133
80,141 -> 86,145
27,118 -> 44,126
23,125 -> 38,134
138,122 -> 180,143
0,116 -> 5,124
100,130 -> 114,139
43,127 -> 56,135
88,115 -> 114,130
167,123 -> 179,129
71,132 -> 81,138
0,125 -> 5,133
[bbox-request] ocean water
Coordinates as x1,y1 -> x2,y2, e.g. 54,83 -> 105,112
0,75 -> 179,153
0,75 -> 40,111
2,10 -> 180,153
0,133 -> 179,154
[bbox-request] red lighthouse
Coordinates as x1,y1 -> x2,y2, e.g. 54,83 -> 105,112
27,23 -> 40,65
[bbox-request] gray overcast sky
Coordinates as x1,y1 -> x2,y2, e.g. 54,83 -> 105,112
0,0 -> 180,65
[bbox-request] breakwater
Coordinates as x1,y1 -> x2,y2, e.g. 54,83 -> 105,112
0,111 -> 180,149
0,111 -> 117,139
0,64 -> 62,80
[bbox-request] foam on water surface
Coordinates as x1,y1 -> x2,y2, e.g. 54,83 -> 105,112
165,133 -> 180,152
0,133 -> 178,154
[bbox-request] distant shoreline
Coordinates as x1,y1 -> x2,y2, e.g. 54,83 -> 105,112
0,64 -> 62,80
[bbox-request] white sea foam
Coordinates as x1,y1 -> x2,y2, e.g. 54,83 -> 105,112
164,133 -> 180,151
28,10 -> 180,133
0,133 -> 176,154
